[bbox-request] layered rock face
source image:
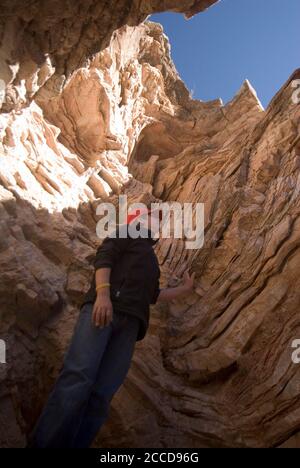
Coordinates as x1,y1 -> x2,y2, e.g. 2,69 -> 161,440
1,0 -> 300,448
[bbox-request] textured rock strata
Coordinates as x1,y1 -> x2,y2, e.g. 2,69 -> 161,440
1,0 -> 300,448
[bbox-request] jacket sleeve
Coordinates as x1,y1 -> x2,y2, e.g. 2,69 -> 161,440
93,232 -> 129,270
150,277 -> 161,304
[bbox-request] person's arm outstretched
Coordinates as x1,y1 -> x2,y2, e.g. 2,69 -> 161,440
157,271 -> 195,303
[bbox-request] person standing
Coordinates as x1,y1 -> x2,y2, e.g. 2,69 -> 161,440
28,207 -> 195,448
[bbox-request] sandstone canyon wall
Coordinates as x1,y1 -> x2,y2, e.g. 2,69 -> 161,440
1,0 -> 300,448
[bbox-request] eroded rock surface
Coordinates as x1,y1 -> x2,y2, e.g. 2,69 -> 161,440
1,0 -> 300,448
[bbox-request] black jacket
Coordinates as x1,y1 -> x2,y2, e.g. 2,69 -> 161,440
81,223 -> 161,341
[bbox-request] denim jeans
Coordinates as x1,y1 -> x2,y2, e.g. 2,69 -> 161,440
29,302 -> 140,448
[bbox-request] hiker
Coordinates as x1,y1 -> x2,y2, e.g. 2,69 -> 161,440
28,206 -> 195,448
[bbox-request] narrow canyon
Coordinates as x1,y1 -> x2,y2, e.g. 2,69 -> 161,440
0,0 -> 300,448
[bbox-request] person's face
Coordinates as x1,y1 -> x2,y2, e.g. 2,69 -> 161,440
147,211 -> 161,236
136,211 -> 159,236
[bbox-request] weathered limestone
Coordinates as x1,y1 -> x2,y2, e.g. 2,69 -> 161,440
1,0 -> 300,449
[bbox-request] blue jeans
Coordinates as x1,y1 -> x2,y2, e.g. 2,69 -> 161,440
29,302 -> 140,448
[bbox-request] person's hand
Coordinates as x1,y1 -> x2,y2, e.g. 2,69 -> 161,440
182,270 -> 195,292
92,290 -> 113,328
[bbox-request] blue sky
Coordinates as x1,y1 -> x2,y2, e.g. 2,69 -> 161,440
150,0 -> 300,108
